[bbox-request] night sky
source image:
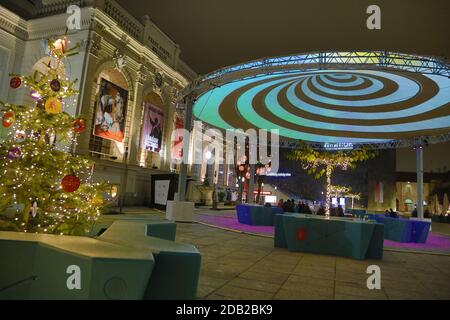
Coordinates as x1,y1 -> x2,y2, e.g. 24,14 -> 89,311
117,0 -> 450,74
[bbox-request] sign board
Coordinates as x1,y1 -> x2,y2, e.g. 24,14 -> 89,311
154,180 -> 170,205
323,143 -> 354,150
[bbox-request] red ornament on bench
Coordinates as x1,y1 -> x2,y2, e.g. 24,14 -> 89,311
296,228 -> 307,241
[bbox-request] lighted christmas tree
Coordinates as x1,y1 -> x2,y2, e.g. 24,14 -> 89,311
0,37 -> 110,235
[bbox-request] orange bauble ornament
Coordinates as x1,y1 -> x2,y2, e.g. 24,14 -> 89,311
45,97 -> 62,114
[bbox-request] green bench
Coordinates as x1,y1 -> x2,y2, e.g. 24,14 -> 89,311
0,219 -> 201,300
0,231 -> 154,299
275,214 -> 384,260
98,220 -> 201,300
91,217 -> 177,241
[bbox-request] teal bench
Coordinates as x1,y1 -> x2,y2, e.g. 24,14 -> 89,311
0,219 -> 201,300
275,214 -> 384,260
0,231 -> 154,299
92,217 -> 177,241
236,204 -> 283,226
98,220 -> 201,300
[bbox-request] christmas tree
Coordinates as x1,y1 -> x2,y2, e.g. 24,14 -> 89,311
0,37 -> 110,235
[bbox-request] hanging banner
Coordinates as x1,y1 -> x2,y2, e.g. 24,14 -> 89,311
141,102 -> 164,152
374,181 -> 384,204
93,78 -> 128,142
172,114 -> 184,161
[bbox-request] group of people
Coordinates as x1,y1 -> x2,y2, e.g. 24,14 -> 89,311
276,199 -> 313,214
384,208 -> 398,218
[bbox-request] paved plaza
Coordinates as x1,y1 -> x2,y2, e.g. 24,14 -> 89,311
100,208 -> 450,300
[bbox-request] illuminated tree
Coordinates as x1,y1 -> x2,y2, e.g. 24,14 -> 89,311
287,141 -> 375,215
330,185 -> 361,209
330,185 -> 351,198
0,37 -> 110,235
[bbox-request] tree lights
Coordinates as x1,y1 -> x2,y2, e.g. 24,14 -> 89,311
287,141 -> 375,215
0,37 -> 109,235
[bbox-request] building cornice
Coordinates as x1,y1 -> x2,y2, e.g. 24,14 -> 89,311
0,1 -> 195,88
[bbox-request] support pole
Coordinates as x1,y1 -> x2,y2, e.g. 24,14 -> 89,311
416,146 -> 424,219
177,95 -> 194,201
248,164 -> 255,204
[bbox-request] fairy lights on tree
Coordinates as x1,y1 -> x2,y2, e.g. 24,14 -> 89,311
330,185 -> 361,209
0,37 -> 110,235
287,141 -> 375,215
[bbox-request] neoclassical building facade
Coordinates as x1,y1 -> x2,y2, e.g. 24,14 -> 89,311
0,0 -> 198,206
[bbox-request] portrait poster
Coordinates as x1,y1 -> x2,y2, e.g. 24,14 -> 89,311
141,102 -> 164,152
93,78 -> 128,142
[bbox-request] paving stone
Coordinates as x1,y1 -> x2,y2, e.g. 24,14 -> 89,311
198,275 -> 230,288
274,288 -> 333,300
238,270 -> 290,285
385,288 -> 438,300
281,280 -> 334,296
214,285 -> 274,300
285,274 -> 334,288
227,277 -> 281,294
335,284 -> 387,300
197,285 -> 218,299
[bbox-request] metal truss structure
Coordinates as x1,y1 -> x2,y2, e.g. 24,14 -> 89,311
182,51 -> 450,97
287,133 -> 450,151
181,51 -> 450,150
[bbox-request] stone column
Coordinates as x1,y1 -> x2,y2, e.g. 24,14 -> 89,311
128,79 -> 145,165
177,95 -> 194,201
75,36 -> 101,155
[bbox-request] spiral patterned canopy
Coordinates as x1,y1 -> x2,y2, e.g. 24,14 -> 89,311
192,69 -> 450,144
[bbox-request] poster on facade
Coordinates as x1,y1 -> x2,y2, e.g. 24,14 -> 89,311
141,102 -> 164,152
172,115 -> 184,161
93,78 -> 128,142
154,180 -> 170,205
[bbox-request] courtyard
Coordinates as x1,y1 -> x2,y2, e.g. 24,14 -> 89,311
100,208 -> 450,300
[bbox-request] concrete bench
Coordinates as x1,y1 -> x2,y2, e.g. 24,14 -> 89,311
368,215 -> 431,243
275,213 -> 384,260
98,220 -> 201,300
93,217 -> 177,241
0,231 -> 154,300
0,219 -> 201,300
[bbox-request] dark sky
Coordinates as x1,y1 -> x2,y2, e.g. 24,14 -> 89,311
117,0 -> 450,74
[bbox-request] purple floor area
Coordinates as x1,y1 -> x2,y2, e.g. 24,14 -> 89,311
195,213 -> 450,253
195,214 -> 274,236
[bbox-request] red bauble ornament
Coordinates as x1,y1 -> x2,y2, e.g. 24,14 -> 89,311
73,119 -> 86,133
238,165 -> 245,172
61,175 -> 81,193
10,77 -> 21,89
2,111 -> 14,128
